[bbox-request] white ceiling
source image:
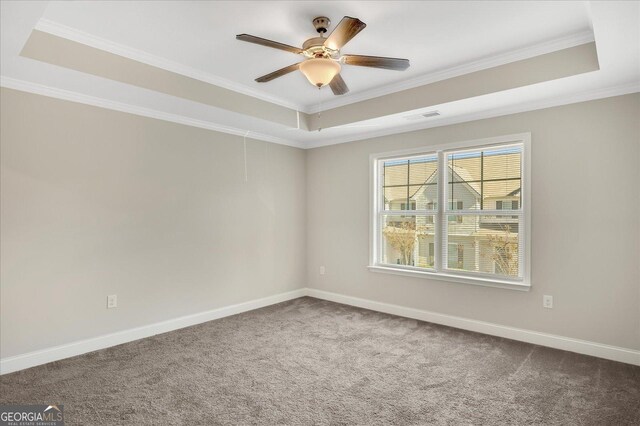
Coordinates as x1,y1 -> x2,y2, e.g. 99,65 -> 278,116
1,1 -> 639,148
36,1 -> 594,110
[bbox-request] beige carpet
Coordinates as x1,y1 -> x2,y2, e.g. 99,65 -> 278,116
1,297 -> 639,425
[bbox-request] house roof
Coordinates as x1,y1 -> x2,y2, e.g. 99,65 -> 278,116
450,165 -> 481,196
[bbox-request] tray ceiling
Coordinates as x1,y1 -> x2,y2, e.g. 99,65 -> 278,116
1,1 -> 638,148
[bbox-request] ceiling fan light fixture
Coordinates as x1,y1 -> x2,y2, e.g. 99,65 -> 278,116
299,58 -> 341,87
237,15 -> 408,95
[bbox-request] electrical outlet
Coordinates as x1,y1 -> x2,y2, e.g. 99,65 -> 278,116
319,266 -> 326,275
107,294 -> 117,309
543,295 -> 553,309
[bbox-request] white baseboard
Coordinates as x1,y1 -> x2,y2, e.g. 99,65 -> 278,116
3,287 -> 638,374
306,288 -> 640,366
0,288 -> 306,375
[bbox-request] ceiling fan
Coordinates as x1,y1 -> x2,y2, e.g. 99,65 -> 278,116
236,16 -> 410,95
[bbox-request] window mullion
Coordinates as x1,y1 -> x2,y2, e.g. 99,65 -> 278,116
436,151 -> 445,272
376,159 -> 384,264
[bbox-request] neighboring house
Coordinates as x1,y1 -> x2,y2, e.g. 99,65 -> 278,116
382,151 -> 520,276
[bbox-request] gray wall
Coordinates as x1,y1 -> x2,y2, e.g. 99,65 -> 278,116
306,93 -> 640,351
0,88 -> 307,358
2,88 -> 639,359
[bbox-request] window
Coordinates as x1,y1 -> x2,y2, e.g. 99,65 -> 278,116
370,133 -> 530,290
496,200 -> 519,210
400,202 -> 417,210
497,199 -> 519,219
380,154 -> 438,269
448,201 -> 463,223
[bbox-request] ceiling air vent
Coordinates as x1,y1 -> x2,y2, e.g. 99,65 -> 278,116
404,111 -> 441,121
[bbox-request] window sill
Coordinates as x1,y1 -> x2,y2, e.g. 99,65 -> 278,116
367,265 -> 531,291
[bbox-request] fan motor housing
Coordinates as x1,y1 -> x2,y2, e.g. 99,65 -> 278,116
303,17 -> 340,58
302,37 -> 339,58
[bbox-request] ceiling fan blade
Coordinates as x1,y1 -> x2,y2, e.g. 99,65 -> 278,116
342,54 -> 410,70
236,34 -> 303,54
329,74 -> 349,95
324,16 -> 366,50
255,63 -> 301,83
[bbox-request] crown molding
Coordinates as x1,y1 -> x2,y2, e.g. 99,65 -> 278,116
4,76 -> 637,151
34,18 -> 308,114
33,19 -> 597,119
305,31 -> 596,114
0,76 -> 304,149
304,81 -> 640,149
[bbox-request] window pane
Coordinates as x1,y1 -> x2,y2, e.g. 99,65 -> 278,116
384,186 -> 408,210
410,183 -> 438,210
448,152 -> 481,184
409,156 -> 438,185
383,159 -> 408,187
381,215 -> 435,268
483,180 -> 521,210
447,145 -> 521,210
383,155 -> 437,211
384,185 -> 436,211
446,215 -> 520,278
483,146 -> 521,181
447,181 -> 483,210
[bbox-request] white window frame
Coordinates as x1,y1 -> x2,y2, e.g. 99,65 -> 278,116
368,133 -> 531,291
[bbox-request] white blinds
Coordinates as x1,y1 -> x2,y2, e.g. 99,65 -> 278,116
375,141 -> 526,282
444,144 -> 523,279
